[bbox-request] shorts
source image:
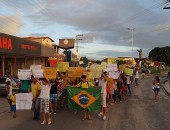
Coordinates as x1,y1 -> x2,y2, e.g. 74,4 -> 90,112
11,105 -> 16,112
106,85 -> 111,94
153,87 -> 160,93
101,93 -> 107,107
40,99 -> 49,113
50,94 -> 58,103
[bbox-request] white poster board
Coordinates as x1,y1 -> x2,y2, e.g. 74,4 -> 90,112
32,69 -> 44,78
16,93 -> 33,110
30,65 -> 41,70
18,69 -> 32,80
107,64 -> 118,72
109,71 -> 120,79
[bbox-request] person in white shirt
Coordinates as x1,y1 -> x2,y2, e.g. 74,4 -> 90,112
126,75 -> 131,96
6,75 -> 12,85
98,74 -> 107,120
134,68 -> 139,87
6,81 -> 12,113
39,76 -> 51,125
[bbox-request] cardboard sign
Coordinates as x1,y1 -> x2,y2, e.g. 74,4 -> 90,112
30,65 -> 41,70
90,64 -> 103,78
124,68 -> 133,76
32,69 -> 44,78
119,64 -> 126,71
68,67 -> 84,77
101,62 -> 107,69
57,62 -> 69,72
18,69 -> 32,80
43,67 -> 58,79
16,93 -> 33,110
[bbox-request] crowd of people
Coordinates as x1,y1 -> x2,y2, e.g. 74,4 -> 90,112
5,67 -> 169,124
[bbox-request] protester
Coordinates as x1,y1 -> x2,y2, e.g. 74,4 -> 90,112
6,81 -> 12,113
49,79 -> 58,114
141,68 -> 145,79
134,68 -> 139,87
76,75 -> 94,120
102,72 -> 113,106
31,76 -> 41,120
10,89 -> 17,118
98,74 -> 107,120
6,75 -> 12,85
167,70 -> 170,86
152,76 -> 161,102
39,76 -> 51,125
117,76 -> 124,102
126,75 -> 131,96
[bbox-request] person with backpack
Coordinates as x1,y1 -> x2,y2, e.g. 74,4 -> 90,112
76,75 -> 94,120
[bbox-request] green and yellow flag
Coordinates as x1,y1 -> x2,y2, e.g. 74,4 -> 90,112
67,87 -> 101,112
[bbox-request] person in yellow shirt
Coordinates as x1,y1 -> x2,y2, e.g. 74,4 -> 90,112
10,89 -> 16,118
31,75 -> 41,120
76,75 -> 94,120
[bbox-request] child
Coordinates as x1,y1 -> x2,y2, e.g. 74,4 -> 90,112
10,89 -> 17,118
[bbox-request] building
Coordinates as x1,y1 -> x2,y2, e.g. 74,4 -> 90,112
0,33 -> 54,76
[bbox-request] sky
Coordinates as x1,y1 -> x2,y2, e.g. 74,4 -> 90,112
0,0 -> 170,60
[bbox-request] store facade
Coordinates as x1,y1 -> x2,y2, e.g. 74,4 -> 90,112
0,33 -> 54,76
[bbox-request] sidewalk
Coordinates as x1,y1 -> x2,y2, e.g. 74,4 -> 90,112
164,81 -> 170,94
0,97 -> 9,115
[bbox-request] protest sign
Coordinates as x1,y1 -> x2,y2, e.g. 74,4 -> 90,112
32,69 -> 44,78
57,62 -> 69,72
16,93 -> 33,110
101,62 -> 107,69
90,64 -> 103,78
119,64 -> 126,71
124,68 -> 133,76
107,64 -> 118,72
68,67 -> 84,77
18,69 -> 32,80
109,71 -> 120,79
107,58 -> 116,64
30,65 -> 41,70
43,67 -> 58,79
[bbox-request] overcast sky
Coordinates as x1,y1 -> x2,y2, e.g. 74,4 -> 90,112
0,0 -> 170,60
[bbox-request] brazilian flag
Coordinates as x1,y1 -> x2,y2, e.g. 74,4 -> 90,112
67,87 -> 101,112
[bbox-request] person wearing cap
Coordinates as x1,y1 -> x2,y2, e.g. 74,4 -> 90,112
76,75 -> 94,120
30,76 -> 41,120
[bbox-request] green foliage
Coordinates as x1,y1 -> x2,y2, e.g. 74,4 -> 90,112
148,46 -> 170,65
80,57 -> 89,64
116,60 -> 126,66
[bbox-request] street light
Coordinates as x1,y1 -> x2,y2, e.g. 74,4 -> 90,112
128,28 -> 136,60
76,34 -> 83,53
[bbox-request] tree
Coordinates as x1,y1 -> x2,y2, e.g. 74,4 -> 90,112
80,57 -> 89,64
148,46 -> 170,65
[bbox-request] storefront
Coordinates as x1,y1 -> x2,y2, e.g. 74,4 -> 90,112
0,33 -> 54,76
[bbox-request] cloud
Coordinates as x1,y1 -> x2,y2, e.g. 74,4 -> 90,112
0,15 -> 21,35
1,0 -> 170,59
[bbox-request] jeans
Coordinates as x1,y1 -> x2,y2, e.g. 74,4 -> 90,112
32,98 -> 40,119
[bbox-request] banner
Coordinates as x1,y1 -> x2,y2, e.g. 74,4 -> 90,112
109,71 -> 120,79
124,68 -> 133,76
107,58 -> 116,64
57,62 -> 69,72
18,69 -> 32,80
68,67 -> 83,77
16,93 -> 33,110
67,87 -> 101,112
32,69 -> 44,78
43,67 -> 58,79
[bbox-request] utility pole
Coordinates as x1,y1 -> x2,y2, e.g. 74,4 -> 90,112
128,28 -> 136,60
75,34 -> 83,53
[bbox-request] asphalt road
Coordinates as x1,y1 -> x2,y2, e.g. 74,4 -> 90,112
0,74 -> 170,130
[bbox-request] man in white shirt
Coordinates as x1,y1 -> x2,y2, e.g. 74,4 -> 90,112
134,68 -> 139,87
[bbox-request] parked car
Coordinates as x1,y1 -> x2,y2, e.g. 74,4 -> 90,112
0,76 -> 21,96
